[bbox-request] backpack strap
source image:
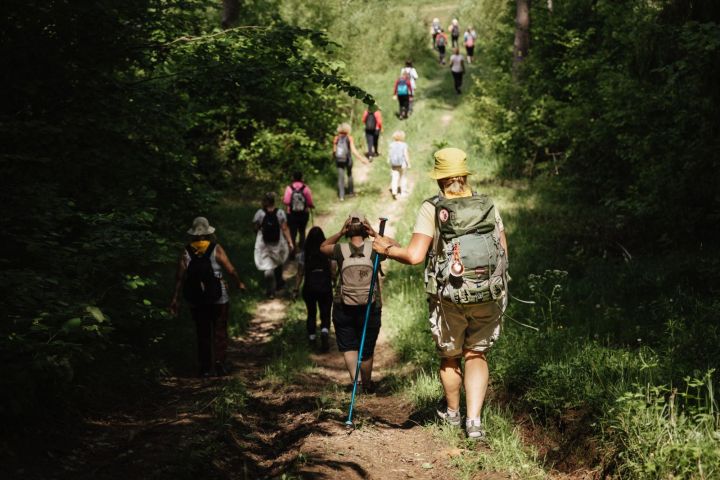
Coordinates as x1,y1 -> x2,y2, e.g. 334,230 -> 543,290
339,242 -> 351,261
422,195 -> 442,260
362,240 -> 373,260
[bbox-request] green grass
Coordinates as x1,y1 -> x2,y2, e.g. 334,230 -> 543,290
226,2 -> 720,479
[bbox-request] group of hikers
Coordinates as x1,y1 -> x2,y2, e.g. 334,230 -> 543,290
333,115 -> 411,202
170,15 -> 509,442
430,16 -> 477,93
170,149 -> 508,442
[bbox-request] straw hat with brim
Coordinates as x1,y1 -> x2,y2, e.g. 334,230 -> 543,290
187,216 -> 215,236
429,147 -> 473,179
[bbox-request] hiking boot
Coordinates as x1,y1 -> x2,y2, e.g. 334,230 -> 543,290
320,332 -> 329,352
436,400 -> 462,427
466,418 -> 486,441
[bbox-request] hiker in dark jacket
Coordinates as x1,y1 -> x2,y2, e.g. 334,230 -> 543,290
283,171 -> 315,255
170,217 -> 245,377
294,226 -> 335,352
320,213 -> 383,392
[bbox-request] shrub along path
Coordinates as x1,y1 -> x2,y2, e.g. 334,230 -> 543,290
10,4 -> 602,479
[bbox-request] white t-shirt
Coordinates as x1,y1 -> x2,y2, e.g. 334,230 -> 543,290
388,141 -> 409,168
400,67 -> 418,91
450,54 -> 464,73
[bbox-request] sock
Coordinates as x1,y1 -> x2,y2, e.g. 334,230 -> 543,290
309,334 -> 316,341
321,328 -> 329,334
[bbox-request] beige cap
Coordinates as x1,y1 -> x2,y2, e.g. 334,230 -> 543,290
187,216 -> 215,235
429,147 -> 473,179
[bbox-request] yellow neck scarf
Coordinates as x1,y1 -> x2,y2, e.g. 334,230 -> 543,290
190,240 -> 211,255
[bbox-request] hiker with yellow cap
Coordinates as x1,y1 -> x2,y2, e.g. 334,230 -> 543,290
371,147 -> 509,441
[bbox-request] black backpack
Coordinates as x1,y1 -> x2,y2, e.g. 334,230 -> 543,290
261,209 -> 281,244
183,243 -> 223,305
365,111 -> 377,131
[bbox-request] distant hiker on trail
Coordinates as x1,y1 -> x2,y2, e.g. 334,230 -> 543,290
333,123 -> 369,202
431,17 -> 442,48
435,29 -> 448,65
170,217 -> 246,378
371,148 -> 509,441
448,18 -> 460,48
388,130 -> 411,200
464,26 -> 477,64
283,171 -> 315,255
320,213 -> 384,393
253,192 -> 294,298
449,47 -> 466,94
400,60 -> 419,114
294,226 -> 334,352
393,73 -> 413,120
362,104 -> 383,158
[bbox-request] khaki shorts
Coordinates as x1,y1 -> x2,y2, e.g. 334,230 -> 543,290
428,297 -> 503,358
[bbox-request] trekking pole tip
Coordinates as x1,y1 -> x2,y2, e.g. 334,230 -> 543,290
345,419 -> 354,429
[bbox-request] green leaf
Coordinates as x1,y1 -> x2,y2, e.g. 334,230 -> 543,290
86,306 -> 105,323
63,318 -> 83,331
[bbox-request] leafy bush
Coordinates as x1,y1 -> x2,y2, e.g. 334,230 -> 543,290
0,0 -> 368,425
608,372 -> 720,478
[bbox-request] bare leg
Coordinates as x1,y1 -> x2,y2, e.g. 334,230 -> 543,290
439,357 -> 463,411
463,350 -> 489,419
343,350 -> 374,384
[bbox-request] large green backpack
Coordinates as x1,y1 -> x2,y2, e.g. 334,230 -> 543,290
424,193 -> 508,304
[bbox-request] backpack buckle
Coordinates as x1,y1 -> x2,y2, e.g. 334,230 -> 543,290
449,241 -> 464,278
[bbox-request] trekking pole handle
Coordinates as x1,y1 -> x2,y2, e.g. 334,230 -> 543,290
377,217 -> 388,237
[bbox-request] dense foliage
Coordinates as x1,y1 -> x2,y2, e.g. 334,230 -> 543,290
472,0 -> 720,337
0,0 -> 367,424
466,1 -> 720,475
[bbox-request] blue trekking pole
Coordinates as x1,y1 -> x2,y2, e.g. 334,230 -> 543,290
346,217 -> 388,429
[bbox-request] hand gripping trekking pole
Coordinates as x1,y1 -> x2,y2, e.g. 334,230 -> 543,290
345,217 -> 388,429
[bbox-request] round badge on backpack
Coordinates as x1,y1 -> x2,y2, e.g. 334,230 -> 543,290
438,208 -> 449,223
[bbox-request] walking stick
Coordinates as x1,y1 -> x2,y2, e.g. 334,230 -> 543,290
345,217 -> 388,429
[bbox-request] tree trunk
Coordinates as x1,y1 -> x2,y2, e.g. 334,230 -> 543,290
513,0 -> 531,78
221,0 -> 239,29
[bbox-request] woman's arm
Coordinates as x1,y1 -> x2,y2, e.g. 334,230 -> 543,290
293,258 -> 304,298
215,244 -> 245,291
404,145 -> 411,168
320,217 -> 351,256
349,137 -> 370,164
280,221 -> 294,251
169,254 -> 187,316
371,232 -> 433,265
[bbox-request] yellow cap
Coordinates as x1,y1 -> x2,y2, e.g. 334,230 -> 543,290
429,147 -> 472,179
